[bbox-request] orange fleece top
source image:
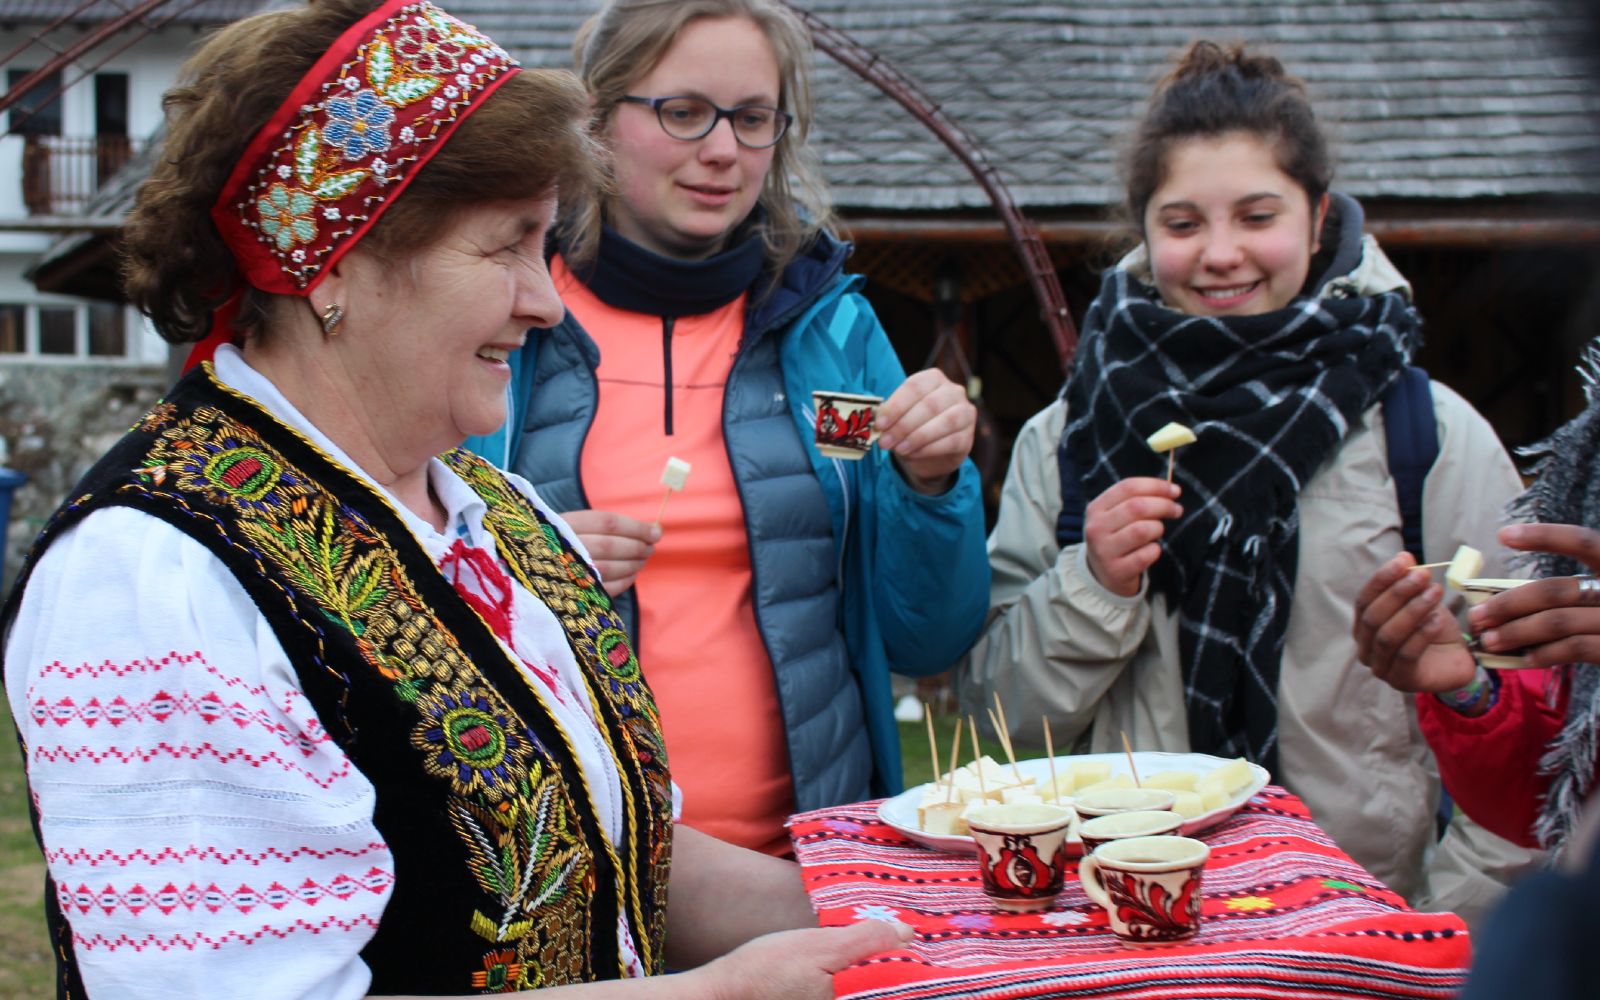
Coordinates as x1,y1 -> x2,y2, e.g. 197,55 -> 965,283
555,256 -> 796,855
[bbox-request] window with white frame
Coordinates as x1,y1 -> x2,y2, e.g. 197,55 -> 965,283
0,300 -> 128,359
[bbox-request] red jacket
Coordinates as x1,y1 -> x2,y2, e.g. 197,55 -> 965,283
1417,668 -> 1568,848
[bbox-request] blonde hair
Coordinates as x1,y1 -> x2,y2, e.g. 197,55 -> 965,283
566,0 -> 835,275
122,0 -> 603,344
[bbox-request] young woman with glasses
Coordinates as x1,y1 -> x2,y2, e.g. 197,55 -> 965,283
465,0 -> 989,857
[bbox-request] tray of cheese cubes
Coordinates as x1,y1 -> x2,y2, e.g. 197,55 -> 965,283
878,751 -> 1270,855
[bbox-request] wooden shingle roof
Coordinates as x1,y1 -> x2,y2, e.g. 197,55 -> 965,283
445,0 -> 1600,211
0,1 -> 261,24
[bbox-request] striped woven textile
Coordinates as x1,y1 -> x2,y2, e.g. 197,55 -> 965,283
788,787 -> 1469,999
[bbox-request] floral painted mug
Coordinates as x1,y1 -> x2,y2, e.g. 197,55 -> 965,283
1078,834 -> 1209,944
966,802 -> 1076,912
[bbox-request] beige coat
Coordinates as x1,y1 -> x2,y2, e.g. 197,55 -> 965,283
959,363 -> 1539,910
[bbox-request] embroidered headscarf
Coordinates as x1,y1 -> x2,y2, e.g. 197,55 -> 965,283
186,0 -> 519,367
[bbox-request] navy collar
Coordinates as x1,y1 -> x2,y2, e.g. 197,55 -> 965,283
570,222 -> 766,319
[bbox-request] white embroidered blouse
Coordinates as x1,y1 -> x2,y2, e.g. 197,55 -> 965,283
3,346 -> 666,998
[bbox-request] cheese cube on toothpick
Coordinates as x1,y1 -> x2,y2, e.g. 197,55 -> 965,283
654,457 -> 691,526
1444,544 -> 1484,592
1146,422 -> 1195,482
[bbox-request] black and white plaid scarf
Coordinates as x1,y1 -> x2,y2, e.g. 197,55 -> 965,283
1061,264 -> 1420,773
1511,337 -> 1600,854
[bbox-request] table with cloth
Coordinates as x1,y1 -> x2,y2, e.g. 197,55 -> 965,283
787,786 -> 1470,999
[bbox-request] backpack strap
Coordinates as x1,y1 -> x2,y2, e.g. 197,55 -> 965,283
1055,428 -> 1087,549
1382,365 -> 1438,562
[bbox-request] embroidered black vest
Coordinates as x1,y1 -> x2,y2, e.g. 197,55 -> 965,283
4,366 -> 672,996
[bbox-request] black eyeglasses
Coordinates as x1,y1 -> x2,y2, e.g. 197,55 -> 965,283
619,95 -> 793,149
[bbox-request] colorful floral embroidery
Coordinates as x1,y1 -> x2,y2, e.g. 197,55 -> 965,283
257,184 -> 318,251
216,2 -> 518,292
414,688 -> 538,800
323,88 -> 397,160
470,949 -> 522,993
396,19 -> 467,74
1225,895 -> 1276,912
443,448 -> 674,965
114,391 -> 674,987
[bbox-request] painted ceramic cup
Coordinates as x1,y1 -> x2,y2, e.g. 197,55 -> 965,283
811,390 -> 882,460
966,802 -> 1076,912
1074,787 -> 1177,819
1458,578 -> 1534,668
1077,809 -> 1184,855
1078,835 -> 1209,944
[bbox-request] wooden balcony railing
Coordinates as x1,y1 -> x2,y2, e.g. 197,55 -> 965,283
20,134 -> 137,216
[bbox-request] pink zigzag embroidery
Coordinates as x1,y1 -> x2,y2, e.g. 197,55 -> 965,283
29,690 -> 332,759
72,913 -> 383,951
59,868 -> 395,918
29,741 -> 355,789
36,651 -> 301,704
46,842 -> 389,868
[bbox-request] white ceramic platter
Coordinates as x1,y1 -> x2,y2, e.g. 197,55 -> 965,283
877,750 -> 1270,856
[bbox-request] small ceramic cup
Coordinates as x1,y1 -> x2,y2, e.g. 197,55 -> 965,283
1458,578 -> 1534,668
1074,787 -> 1177,819
966,802 -> 1076,912
1077,809 -> 1184,855
1078,835 -> 1209,944
811,390 -> 882,460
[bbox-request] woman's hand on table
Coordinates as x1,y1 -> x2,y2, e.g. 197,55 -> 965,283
1083,477 -> 1182,597
878,368 -> 977,494
559,509 -> 660,595
1353,551 -> 1477,693
370,918 -> 910,999
1468,523 -> 1600,668
699,920 -> 913,1000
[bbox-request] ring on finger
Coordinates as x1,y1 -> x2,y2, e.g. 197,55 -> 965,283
1579,575 -> 1600,607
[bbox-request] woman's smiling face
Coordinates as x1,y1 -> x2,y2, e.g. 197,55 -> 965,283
604,15 -> 781,260
1144,132 -> 1327,317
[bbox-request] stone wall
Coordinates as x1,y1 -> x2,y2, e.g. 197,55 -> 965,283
0,363 -> 171,589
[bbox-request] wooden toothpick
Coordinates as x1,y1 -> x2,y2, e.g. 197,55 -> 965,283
991,694 -> 1025,786
968,715 -> 987,800
944,716 -> 964,805
923,706 -> 941,793
1121,730 -> 1142,787
1043,716 -> 1060,805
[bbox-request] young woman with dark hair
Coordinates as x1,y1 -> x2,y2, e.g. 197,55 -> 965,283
959,41 -> 1538,920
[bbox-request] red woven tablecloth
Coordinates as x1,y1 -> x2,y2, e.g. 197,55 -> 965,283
788,787 -> 1470,999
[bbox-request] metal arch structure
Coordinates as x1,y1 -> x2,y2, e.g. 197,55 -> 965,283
0,0 -> 1082,367
0,0 -> 212,130
782,3 -> 1078,369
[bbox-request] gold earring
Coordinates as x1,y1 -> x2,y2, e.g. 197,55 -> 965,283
320,302 -> 344,337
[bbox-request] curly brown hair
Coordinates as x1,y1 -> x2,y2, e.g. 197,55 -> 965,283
121,0 -> 603,345
1122,41 -> 1333,235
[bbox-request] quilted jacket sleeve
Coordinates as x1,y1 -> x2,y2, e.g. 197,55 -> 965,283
856,296 -> 990,676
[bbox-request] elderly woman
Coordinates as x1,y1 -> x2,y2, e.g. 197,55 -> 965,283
0,2 -> 901,997
466,0 -> 989,858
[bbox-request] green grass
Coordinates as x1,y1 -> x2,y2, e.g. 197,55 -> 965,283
897,707 -> 1013,788
0,701 -> 50,999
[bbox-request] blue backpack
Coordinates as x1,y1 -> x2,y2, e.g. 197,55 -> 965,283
1054,366 -> 1438,560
